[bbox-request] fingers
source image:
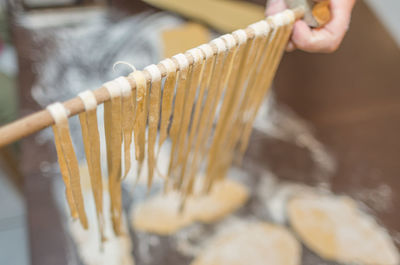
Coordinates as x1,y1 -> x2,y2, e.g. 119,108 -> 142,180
291,0 -> 354,53
291,20 -> 337,53
265,0 -> 287,16
265,0 -> 355,53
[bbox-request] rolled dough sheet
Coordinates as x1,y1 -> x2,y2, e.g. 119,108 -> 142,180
288,193 -> 399,265
131,178 -> 249,235
191,222 -> 301,265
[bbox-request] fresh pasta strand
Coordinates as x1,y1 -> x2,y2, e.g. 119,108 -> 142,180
183,34 -> 246,197
209,20 -> 275,179
103,79 -> 124,236
129,71 -> 148,182
183,42 -> 225,196
166,54 -> 191,189
227,12 -> 292,171
206,21 -> 273,189
117,77 -> 135,180
145,65 -> 162,190
183,37 -> 234,195
54,125 -> 78,219
203,34 -> 243,191
157,59 -> 177,157
197,37 -> 239,193
181,44 -> 216,197
173,48 -> 204,189
155,59 -> 177,185
238,11 -> 295,156
47,103 -> 88,229
213,11 -> 295,182
78,90 -> 106,244
52,113 -> 78,220
179,47 -> 214,186
205,30 -> 249,185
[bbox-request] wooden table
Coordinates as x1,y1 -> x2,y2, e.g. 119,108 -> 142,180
9,0 -> 400,264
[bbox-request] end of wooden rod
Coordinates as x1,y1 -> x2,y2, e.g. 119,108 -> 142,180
285,0 -> 331,27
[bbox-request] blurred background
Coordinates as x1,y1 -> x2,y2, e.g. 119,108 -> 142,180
0,0 -> 399,264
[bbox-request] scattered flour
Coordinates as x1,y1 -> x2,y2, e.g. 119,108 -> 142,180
56,164 -> 135,265
254,94 -> 336,182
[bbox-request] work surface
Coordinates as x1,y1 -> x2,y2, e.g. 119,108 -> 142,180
10,0 -> 400,264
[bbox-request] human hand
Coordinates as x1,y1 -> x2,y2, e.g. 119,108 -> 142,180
265,0 -> 356,53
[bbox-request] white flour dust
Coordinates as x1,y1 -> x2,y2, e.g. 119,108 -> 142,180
254,94 -> 336,185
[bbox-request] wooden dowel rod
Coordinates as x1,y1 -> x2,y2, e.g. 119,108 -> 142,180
0,8 -> 304,148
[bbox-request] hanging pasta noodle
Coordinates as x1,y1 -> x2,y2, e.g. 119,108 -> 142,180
205,20 -> 273,190
215,13 -> 289,180
180,45 -> 215,196
103,78 -> 125,236
47,102 -> 88,229
238,11 -> 295,155
118,77 -> 135,179
157,58 -> 177,157
78,90 -> 106,244
213,11 -> 295,183
218,24 -> 269,163
182,43 -> 220,196
144,64 -> 162,190
202,34 -> 241,192
129,71 -> 148,180
205,30 -> 249,186
172,48 -> 204,189
166,54 -> 191,189
196,38 -> 236,193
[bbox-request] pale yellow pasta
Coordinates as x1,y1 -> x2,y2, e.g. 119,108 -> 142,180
172,50 -> 204,189
145,65 -> 162,190
178,51 -> 215,193
129,71 -> 148,179
166,54 -> 191,188
79,104 -> 105,242
48,103 -> 88,229
157,60 -> 177,156
238,17 -> 294,155
103,81 -> 123,236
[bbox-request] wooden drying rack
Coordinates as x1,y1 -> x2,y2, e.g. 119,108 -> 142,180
0,7 -> 306,148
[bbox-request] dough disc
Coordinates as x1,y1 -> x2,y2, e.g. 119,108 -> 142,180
288,193 -> 399,265
131,178 -> 248,235
132,191 -> 193,235
191,222 -> 301,265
